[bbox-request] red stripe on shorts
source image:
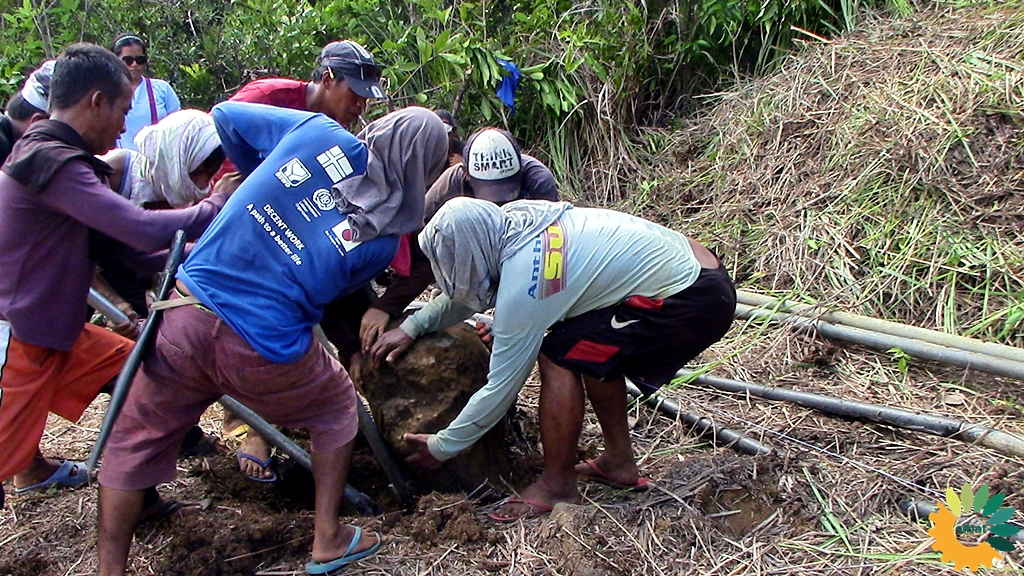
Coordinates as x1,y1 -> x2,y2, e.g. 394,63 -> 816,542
564,340 -> 621,363
626,295 -> 664,309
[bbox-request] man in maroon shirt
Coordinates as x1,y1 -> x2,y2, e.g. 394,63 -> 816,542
217,40 -> 385,481
0,43 -> 228,506
231,39 -> 383,127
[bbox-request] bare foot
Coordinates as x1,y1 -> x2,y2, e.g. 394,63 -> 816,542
492,479 -> 581,521
575,456 -> 642,488
311,522 -> 380,563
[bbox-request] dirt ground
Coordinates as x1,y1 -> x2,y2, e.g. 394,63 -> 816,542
1,320 -> 1022,575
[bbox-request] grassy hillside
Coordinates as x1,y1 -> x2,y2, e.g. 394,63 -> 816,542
625,1 -> 1024,347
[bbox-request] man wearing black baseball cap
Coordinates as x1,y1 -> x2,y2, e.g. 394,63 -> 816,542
229,39 -> 384,130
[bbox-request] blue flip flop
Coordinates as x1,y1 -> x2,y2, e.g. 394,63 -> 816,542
305,526 -> 381,574
15,460 -> 90,493
236,450 -> 277,483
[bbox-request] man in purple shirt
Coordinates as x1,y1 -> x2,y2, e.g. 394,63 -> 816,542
0,43 -> 227,507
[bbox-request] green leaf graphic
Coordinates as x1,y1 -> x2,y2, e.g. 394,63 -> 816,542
983,493 -> 1006,517
974,484 -> 990,514
987,508 -> 1015,526
987,536 -> 1016,552
960,483 -> 974,514
989,523 -> 1022,538
947,487 -> 962,517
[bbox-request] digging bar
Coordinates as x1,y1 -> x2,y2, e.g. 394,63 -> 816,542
217,395 -> 380,515
624,380 -> 773,456
311,325 -> 415,506
87,230 -> 187,472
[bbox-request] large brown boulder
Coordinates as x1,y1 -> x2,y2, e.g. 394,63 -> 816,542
359,319 -> 514,494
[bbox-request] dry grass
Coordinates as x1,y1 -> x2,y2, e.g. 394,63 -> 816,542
614,0 -> 1024,347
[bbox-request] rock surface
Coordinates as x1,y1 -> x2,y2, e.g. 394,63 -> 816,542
360,319 -> 513,494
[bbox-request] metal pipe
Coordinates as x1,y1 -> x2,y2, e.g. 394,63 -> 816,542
217,395 -> 379,516
311,325 -> 415,506
737,291 -> 1024,364
735,303 -> 1024,383
682,369 -> 1024,458
624,380 -> 773,456
88,288 -> 131,325
898,499 -> 1024,544
88,231 -> 187,472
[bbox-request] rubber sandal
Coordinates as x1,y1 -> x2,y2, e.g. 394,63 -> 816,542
179,429 -> 223,457
487,496 -> 555,523
14,460 -> 90,493
577,459 -> 650,491
305,526 -> 381,574
237,450 -> 277,483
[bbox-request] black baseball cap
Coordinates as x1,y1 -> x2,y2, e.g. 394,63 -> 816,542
318,40 -> 385,99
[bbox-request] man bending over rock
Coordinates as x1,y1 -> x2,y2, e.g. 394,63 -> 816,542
371,197 -> 736,521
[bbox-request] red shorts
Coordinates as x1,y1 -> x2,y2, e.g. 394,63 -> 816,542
0,321 -> 131,481
540,264 -> 736,395
98,296 -> 359,491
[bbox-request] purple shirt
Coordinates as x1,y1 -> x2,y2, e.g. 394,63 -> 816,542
0,160 -> 225,350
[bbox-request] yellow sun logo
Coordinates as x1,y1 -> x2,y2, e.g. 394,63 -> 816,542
929,483 -> 1020,571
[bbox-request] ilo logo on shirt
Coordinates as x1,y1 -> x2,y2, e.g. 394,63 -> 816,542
276,158 -> 311,188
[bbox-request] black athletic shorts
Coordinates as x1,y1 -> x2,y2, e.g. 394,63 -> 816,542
540,264 -> 736,395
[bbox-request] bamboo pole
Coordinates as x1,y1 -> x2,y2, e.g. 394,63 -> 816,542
735,303 -> 1024,382
737,291 -> 1024,364
682,370 -> 1024,458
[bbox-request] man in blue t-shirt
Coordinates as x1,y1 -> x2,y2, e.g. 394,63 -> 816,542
96,102 -> 387,575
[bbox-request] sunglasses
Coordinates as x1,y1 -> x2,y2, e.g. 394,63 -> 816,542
121,55 -> 148,66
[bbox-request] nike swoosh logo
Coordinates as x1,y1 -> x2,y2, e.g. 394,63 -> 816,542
610,316 -> 640,329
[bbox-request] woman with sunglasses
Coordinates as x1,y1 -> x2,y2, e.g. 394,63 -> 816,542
111,34 -> 181,152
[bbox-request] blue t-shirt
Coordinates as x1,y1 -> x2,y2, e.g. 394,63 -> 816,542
179,102 -> 399,363
115,77 -> 181,151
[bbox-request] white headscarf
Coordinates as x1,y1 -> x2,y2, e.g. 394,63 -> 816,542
129,109 -> 221,207
419,197 -> 573,311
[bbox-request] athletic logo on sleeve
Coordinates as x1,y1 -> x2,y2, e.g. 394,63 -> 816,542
276,158 -> 311,188
316,146 -> 354,183
528,221 -> 567,299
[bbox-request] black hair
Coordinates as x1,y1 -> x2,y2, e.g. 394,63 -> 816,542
49,43 -> 131,111
193,146 -> 226,175
434,109 -> 456,128
112,34 -> 146,56
450,138 -> 465,157
5,92 -> 46,121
